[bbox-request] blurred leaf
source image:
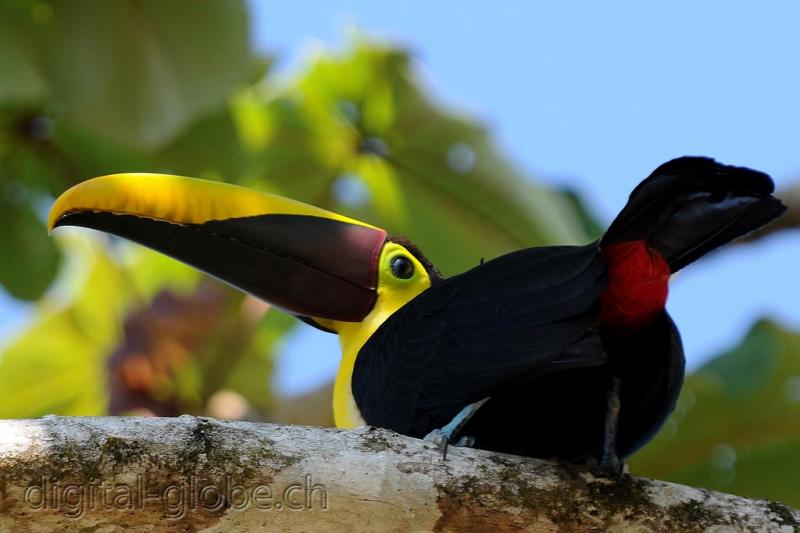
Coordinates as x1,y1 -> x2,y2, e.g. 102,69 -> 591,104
271,382 -> 335,428
156,105 -> 249,181
0,0 -> 258,148
239,40 -> 589,275
0,9 -> 47,104
388,108 -> 588,273
557,186 -> 605,241
122,245 -> 202,300
0,0 -> 263,300
212,306 -> 297,415
237,95 -> 343,201
355,154 -> 407,228
49,117 -> 153,183
0,195 -> 60,300
631,319 -> 800,507
0,234 -> 130,416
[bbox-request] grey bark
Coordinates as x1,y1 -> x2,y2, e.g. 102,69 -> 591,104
0,416 -> 797,532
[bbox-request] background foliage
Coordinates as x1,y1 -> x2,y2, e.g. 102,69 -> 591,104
0,0 -> 797,507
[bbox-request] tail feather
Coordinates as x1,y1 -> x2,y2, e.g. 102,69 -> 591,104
602,157 -> 786,272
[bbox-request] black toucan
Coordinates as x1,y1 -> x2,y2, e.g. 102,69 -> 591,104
48,157 -> 785,467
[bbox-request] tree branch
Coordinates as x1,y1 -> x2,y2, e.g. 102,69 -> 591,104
0,416 -> 796,531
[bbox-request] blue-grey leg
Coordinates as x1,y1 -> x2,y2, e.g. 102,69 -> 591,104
423,397 -> 489,459
600,376 -> 623,475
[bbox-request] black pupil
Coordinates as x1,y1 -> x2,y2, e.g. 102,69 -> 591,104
391,256 -> 414,279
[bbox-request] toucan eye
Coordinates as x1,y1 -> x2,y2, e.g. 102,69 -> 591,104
390,256 -> 415,279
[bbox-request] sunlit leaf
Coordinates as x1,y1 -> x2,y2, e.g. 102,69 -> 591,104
354,154 -> 407,228
0,235 -> 131,417
241,41 -> 589,276
122,245 -> 202,300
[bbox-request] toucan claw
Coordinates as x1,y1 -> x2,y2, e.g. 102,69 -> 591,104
423,428 -> 450,458
422,428 -> 476,460
454,435 -> 476,448
422,397 -> 489,460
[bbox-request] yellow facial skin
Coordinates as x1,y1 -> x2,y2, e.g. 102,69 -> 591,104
317,242 -> 433,428
48,173 -> 425,429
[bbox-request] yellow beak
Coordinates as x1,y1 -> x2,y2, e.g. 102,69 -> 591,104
49,173 -> 388,323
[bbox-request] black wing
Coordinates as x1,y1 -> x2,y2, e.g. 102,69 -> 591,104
352,243 -> 609,437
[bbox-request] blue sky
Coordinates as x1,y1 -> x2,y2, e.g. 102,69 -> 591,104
2,2 -> 799,396
250,1 -> 800,394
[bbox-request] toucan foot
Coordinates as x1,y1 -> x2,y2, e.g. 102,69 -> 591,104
423,428 -> 450,459
600,454 -> 623,477
423,398 -> 489,459
423,428 -> 449,448
597,375 -> 623,478
589,454 -> 626,479
422,429 -> 477,460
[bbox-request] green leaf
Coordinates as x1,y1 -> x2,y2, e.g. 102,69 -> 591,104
217,309 -> 297,414
0,195 -> 60,300
156,105 -> 249,181
122,245 -> 202,300
0,8 -> 48,104
49,117 -> 154,184
355,154 -> 407,229
0,0 -> 258,148
630,319 -> 800,507
241,40 -> 589,275
0,235 -> 132,417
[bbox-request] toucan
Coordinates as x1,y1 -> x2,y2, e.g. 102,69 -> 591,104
48,157 -> 785,468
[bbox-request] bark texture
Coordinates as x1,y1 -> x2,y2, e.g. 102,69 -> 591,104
0,416 -> 797,532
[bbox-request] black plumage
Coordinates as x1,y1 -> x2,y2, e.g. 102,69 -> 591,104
354,244 -> 608,439
352,157 -> 786,462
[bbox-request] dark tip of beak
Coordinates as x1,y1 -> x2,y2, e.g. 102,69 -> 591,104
56,211 -> 387,322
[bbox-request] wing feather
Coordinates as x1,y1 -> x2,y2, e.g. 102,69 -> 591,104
352,243 -> 609,436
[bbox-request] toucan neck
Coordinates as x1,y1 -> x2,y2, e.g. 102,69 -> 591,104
333,320 -> 379,428
330,240 -> 437,428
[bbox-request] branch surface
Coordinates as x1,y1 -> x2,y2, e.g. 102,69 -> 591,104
0,416 -> 796,532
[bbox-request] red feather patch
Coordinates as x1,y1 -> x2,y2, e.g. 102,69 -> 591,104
599,240 -> 670,332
